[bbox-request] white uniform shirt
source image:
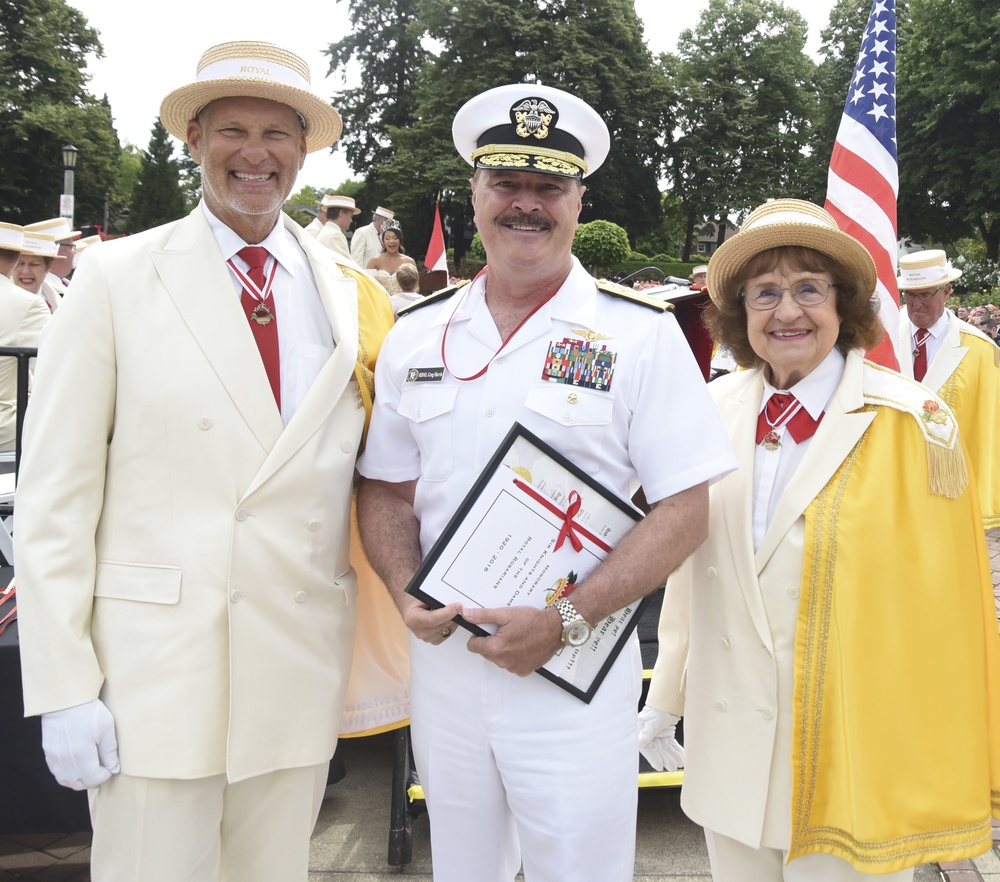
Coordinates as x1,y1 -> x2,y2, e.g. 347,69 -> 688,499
203,203 -> 334,426
359,257 -> 736,554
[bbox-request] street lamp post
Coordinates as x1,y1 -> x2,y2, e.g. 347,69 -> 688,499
61,144 -> 79,225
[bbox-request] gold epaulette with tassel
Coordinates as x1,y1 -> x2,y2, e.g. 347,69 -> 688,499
863,360 -> 968,499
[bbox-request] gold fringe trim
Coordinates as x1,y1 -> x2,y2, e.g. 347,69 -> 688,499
927,442 -> 969,499
994,346 -> 999,368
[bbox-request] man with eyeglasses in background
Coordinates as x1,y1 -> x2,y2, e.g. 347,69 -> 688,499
896,249 -> 1000,528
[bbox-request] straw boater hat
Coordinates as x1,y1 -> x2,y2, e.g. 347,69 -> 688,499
320,194 -> 361,215
896,249 -> 963,290
690,265 -> 708,279
74,234 -> 102,253
706,199 -> 876,308
159,40 -> 342,153
26,218 -> 80,242
0,222 -> 25,252
19,232 -> 59,259
452,83 -> 610,179
373,206 -> 394,220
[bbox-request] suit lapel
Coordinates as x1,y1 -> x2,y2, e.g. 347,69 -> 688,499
718,371 -> 774,650
151,209 -> 283,453
242,220 -> 360,496
755,352 -> 875,570
923,314 -> 967,393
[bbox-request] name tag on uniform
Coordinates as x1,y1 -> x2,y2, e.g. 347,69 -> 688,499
406,367 -> 445,383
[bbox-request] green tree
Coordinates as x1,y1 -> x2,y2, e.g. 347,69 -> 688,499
325,0 -> 428,179
126,121 -> 186,233
178,143 -> 202,213
0,0 -> 120,226
898,0 -> 1000,260
665,0 -> 818,259
572,219 -> 630,275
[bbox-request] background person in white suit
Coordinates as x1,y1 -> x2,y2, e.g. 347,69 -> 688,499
14,40 -> 389,882
639,200 -> 1000,881
350,204 -> 394,269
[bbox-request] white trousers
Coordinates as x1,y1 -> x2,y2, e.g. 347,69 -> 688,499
705,829 -> 916,882
409,631 -> 642,882
88,763 -> 329,882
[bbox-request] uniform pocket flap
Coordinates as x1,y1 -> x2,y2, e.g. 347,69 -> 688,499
524,384 -> 614,427
94,561 -> 182,605
396,384 -> 458,423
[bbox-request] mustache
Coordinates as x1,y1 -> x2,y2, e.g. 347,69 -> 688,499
498,213 -> 553,230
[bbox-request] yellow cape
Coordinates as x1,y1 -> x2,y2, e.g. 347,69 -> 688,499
790,398 -> 1000,870
938,331 -> 1000,529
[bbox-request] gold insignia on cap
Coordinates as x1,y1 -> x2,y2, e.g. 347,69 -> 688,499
511,98 -> 556,141
571,328 -> 613,342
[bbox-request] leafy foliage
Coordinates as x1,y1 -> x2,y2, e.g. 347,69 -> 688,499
572,219 -> 630,273
126,121 -> 187,233
0,0 -> 121,226
897,0 -> 1000,259
663,0 -> 818,258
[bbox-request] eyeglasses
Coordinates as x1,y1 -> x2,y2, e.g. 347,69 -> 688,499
741,279 -> 836,311
901,286 -> 945,302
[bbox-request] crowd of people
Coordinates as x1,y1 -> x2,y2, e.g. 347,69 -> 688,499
3,35 -> 999,882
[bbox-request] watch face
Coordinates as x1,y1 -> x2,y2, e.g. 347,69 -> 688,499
565,621 -> 591,647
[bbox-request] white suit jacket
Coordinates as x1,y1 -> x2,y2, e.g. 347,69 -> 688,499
0,276 -> 49,452
350,223 -> 382,269
16,207 -> 366,783
896,309 -> 993,392
647,351 -> 876,849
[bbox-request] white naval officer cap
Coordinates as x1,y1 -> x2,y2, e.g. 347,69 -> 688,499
452,83 -> 610,179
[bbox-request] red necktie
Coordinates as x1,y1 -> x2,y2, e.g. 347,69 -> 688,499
912,328 -> 931,382
237,246 -> 280,409
755,392 -> 824,445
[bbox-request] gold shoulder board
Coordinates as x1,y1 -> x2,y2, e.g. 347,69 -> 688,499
397,279 -> 471,317
596,279 -> 672,312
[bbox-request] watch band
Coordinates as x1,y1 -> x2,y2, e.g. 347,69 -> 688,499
554,598 -> 588,629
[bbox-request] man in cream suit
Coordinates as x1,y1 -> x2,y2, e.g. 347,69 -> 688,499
315,193 -> 362,266
15,41 -> 387,882
896,249 -> 1000,527
350,205 -> 394,269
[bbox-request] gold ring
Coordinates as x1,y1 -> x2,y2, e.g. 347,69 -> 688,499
440,626 -> 453,639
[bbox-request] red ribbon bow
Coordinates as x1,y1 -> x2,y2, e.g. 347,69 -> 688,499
554,490 -> 583,552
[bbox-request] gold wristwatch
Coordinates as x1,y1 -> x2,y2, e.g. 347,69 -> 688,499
553,598 -> 592,647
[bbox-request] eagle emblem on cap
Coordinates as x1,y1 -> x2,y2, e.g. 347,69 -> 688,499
511,98 -> 556,141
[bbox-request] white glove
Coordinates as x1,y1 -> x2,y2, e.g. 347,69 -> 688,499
41,698 -> 121,790
637,705 -> 685,772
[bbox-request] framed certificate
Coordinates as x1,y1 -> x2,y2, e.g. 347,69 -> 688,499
405,422 -> 649,703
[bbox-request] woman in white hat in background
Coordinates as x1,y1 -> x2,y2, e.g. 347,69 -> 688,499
14,232 -> 61,312
639,199 -> 1000,881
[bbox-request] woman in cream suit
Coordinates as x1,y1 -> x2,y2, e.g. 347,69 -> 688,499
640,200 -> 1000,880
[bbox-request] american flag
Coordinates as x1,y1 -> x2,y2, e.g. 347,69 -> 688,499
824,0 -> 901,370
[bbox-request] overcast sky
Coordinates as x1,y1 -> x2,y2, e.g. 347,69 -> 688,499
65,0 -> 836,190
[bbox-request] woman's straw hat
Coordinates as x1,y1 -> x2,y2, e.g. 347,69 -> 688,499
707,199 -> 876,307
159,41 -> 342,153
